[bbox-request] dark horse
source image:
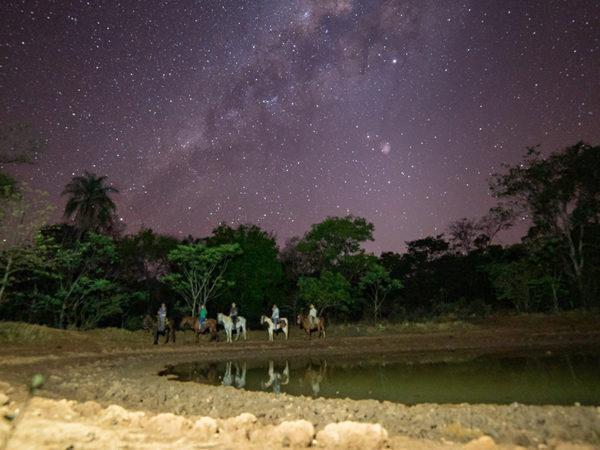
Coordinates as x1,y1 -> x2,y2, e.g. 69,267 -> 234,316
180,316 -> 218,341
297,314 -> 326,339
143,315 -> 176,345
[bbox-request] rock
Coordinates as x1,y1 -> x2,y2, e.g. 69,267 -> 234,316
146,412 -> 192,435
99,404 -> 145,427
0,394 -> 8,406
220,412 -> 257,435
316,421 -> 388,449
270,420 -> 315,447
193,416 -> 218,440
462,435 -> 498,450
73,401 -> 103,417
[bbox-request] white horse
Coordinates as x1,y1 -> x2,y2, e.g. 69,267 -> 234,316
261,360 -> 289,393
222,361 -> 246,388
217,313 -> 247,343
260,315 -> 288,341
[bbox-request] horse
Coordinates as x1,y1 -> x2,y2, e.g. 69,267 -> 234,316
304,360 -> 327,396
145,315 -> 176,345
260,315 -> 288,341
222,361 -> 247,388
179,316 -> 218,341
261,360 -> 289,393
217,313 -> 247,343
142,314 -> 155,333
297,314 -> 326,339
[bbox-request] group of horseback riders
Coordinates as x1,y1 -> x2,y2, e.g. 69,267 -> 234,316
156,302 -> 320,333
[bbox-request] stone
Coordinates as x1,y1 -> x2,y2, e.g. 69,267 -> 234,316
100,404 -> 145,427
193,416 -> 218,440
462,435 -> 498,450
146,412 -> 191,435
271,420 -> 315,447
316,421 -> 388,449
220,412 -> 257,434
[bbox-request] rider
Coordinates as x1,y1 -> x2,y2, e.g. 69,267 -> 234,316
199,303 -> 207,330
230,302 -> 238,326
271,304 -> 280,329
308,304 -> 318,327
157,303 -> 167,332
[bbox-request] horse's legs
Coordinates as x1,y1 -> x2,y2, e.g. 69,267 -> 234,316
153,330 -> 159,345
165,329 -> 170,344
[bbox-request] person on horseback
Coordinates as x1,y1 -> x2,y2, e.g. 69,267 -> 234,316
230,302 -> 238,326
308,304 -> 318,327
199,303 -> 207,331
157,303 -> 167,332
271,304 -> 279,330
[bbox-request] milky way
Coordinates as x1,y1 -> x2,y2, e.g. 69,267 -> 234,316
2,0 -> 599,252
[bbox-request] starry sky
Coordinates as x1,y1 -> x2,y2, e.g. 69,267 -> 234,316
2,0 -> 600,252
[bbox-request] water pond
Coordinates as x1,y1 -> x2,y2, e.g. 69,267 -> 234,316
160,350 -> 600,405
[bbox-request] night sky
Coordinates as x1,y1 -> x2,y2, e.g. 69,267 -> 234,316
2,0 -> 600,252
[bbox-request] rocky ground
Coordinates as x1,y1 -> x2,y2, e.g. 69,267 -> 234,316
0,315 -> 599,449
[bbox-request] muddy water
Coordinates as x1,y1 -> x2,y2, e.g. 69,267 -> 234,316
160,350 -> 600,405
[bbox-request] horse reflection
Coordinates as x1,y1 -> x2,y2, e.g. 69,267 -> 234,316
261,360 -> 289,394
222,361 -> 247,388
303,360 -> 327,396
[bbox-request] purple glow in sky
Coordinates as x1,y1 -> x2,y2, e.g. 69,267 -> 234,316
2,0 -> 599,252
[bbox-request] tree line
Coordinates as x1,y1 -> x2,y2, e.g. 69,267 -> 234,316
1,140 -> 599,329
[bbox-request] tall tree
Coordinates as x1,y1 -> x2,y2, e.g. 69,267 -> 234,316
0,122 -> 44,198
297,215 -> 374,273
62,172 -> 119,236
0,185 -> 54,304
359,262 -> 403,322
207,223 -> 283,321
492,142 -> 600,306
161,243 -> 241,316
298,271 -> 352,318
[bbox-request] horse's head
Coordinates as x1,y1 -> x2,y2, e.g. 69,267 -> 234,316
260,315 -> 266,325
296,314 -> 302,325
142,315 -> 154,331
217,313 -> 224,324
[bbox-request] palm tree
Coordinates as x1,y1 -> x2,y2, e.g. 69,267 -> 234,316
62,171 -> 119,236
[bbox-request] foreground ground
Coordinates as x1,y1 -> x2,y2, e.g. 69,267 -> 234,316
0,313 -> 599,449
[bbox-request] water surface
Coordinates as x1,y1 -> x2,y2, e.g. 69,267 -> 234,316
160,350 -> 600,405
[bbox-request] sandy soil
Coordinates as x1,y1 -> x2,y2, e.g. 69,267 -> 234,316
1,316 -> 599,449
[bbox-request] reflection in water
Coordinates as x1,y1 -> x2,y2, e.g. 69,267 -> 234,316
159,351 -> 600,405
301,360 -> 327,396
222,361 -> 247,388
261,360 -> 290,393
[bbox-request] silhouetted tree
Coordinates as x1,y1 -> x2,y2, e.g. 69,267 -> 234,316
492,142 -> 600,306
62,172 -> 119,237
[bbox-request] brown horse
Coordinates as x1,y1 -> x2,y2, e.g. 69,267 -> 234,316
297,314 -> 326,339
180,316 -> 218,341
144,315 -> 176,345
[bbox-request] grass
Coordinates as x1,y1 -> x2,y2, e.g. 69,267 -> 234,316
324,319 -> 476,337
1,310 -> 598,350
0,321 -> 88,343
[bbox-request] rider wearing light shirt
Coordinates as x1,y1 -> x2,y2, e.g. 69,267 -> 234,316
271,304 -> 279,329
308,304 -> 318,327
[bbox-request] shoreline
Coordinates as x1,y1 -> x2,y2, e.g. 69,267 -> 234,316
1,318 -> 600,448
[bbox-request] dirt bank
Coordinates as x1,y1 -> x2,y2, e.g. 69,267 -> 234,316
1,315 -> 600,449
